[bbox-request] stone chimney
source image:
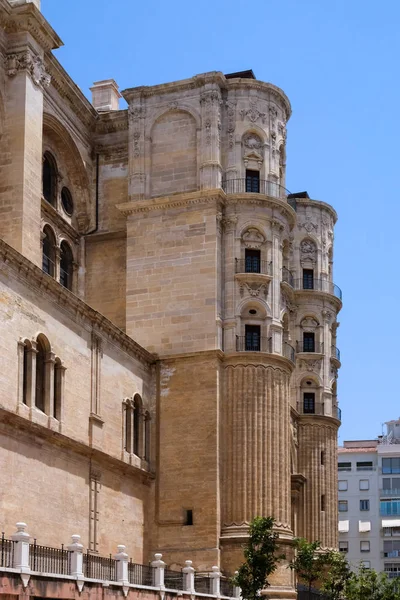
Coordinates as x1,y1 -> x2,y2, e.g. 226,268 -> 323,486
9,0 -> 41,10
90,80 -> 121,112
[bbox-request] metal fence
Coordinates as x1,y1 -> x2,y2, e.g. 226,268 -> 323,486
29,540 -> 71,575
0,534 -> 13,568
164,568 -> 184,590
220,578 -> 235,597
83,551 -> 117,581
127,560 -> 155,586
194,573 -> 213,594
297,584 -> 329,600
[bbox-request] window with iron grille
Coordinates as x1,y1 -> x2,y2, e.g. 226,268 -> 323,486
303,392 -> 315,414
245,249 -> 261,273
303,332 -> 315,352
245,169 -> 260,193
245,325 -> 260,352
302,269 -> 314,289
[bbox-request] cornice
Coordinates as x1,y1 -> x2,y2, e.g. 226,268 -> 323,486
0,407 -> 155,484
226,78 -> 292,121
158,349 -> 225,363
0,238 -> 156,367
122,71 -> 226,103
5,2 -> 63,52
224,352 -> 294,373
225,193 -> 296,229
294,289 -> 342,312
45,54 -> 98,130
117,189 -> 226,216
295,198 -> 338,224
95,110 -> 129,134
298,414 -> 340,430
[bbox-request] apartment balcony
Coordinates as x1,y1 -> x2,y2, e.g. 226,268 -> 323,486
235,259 -> 273,276
222,178 -> 291,201
382,551 -> 400,559
296,341 -> 324,354
235,336 -> 295,363
381,489 -> 400,497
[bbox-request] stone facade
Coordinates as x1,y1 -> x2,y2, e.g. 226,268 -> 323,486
0,2 -> 342,599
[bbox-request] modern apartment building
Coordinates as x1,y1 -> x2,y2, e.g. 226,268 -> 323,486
338,419 -> 400,576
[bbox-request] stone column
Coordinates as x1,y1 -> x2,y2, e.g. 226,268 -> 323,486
151,553 -> 165,588
128,104 -> 146,200
210,566 -> 221,596
44,351 -> 55,418
270,221 -> 283,353
1,40 -> 50,266
322,310 -> 333,415
115,545 -> 129,584
223,215 -> 238,352
199,86 -> 222,189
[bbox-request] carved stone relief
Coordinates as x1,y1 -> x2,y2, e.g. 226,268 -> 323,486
242,227 -> 265,249
300,359 -> 322,372
299,218 -> 317,233
239,282 -> 268,298
128,106 -> 145,158
240,99 -> 266,124
300,239 -> 317,264
6,49 -> 51,89
225,101 -> 236,149
300,317 -> 319,331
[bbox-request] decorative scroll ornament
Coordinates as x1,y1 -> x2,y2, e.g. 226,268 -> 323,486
299,217 -> 317,233
300,317 -> 319,331
243,133 -> 263,151
6,50 -> 51,89
240,99 -> 266,124
301,359 -> 322,372
239,282 -> 268,298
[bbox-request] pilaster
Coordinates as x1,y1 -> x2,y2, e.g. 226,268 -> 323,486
199,86 -> 222,189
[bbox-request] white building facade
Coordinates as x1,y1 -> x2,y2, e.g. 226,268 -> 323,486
338,419 -> 400,576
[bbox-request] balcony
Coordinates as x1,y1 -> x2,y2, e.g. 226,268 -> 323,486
296,341 -> 324,354
383,551 -> 400,559
222,178 -> 291,200
293,278 -> 342,301
235,336 -> 295,363
297,401 -> 342,421
235,259 -> 272,276
381,490 -> 400,497
331,345 -> 341,361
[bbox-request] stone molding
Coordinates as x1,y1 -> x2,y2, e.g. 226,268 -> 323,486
117,189 -> 226,216
6,48 -> 51,89
0,239 -> 155,368
5,2 -> 63,52
295,198 -> 338,223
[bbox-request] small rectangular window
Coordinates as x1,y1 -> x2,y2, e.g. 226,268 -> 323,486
360,499 -> 370,511
303,332 -> 315,353
360,479 -> 369,490
245,169 -> 260,193
361,561 -> 371,569
302,269 -> 314,290
245,248 -> 261,273
357,461 -> 373,471
183,509 -> 193,526
338,480 -> 348,491
245,325 -> 261,352
321,451 -> 325,466
339,541 -> 348,553
303,392 -> 315,414
321,495 -> 325,511
360,541 -> 370,552
338,500 -> 348,512
338,462 -> 352,472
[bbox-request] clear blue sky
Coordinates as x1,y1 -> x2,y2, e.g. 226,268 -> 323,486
41,0 -> 399,443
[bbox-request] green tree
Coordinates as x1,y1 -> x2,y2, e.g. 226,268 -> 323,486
233,516 -> 283,600
321,550 -> 351,600
344,565 -> 400,600
288,538 -> 331,600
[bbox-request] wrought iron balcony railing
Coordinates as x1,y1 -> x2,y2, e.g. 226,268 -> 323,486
296,341 -> 324,354
283,342 -> 296,363
235,259 -> 272,275
331,346 -> 341,361
282,267 -> 294,287
297,402 -> 342,421
236,336 -> 272,353
292,278 -> 342,300
381,489 -> 400,497
222,178 -> 291,200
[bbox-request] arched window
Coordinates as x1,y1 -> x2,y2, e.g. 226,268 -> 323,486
35,335 -> 47,412
133,394 -> 143,457
124,400 -> 133,453
43,152 -> 57,206
144,411 -> 151,462
60,241 -> 73,290
61,187 -> 74,216
42,226 -> 56,277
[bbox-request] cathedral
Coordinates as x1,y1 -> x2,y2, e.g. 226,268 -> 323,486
0,0 -> 342,598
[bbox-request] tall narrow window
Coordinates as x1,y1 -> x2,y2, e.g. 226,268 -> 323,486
43,152 -> 57,206
321,495 -> 325,511
133,394 -> 142,457
53,358 -> 62,420
23,343 -> 29,405
245,248 -> 261,273
144,411 -> 151,462
42,226 -> 56,277
303,331 -> 315,352
303,268 -> 314,290
303,392 -> 315,414
245,169 -> 260,193
35,336 -> 46,412
60,241 -> 73,290
245,325 -> 261,352
124,401 -> 133,453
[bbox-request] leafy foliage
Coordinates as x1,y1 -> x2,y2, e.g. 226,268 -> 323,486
321,550 -> 352,600
289,538 -> 331,593
233,516 -> 282,600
